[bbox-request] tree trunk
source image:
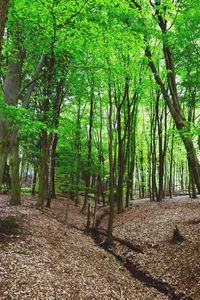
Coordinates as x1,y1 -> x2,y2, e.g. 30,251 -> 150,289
0,146 -> 8,191
9,140 -> 20,205
169,129 -> 175,198
99,94 -> 106,206
150,100 -> 157,201
116,80 -> 131,212
105,82 -> 115,247
145,47 -> 200,194
0,0 -> 9,55
155,94 -> 168,201
75,99 -> 81,206
125,92 -> 138,207
82,80 -> 94,213
37,131 -> 49,209
49,134 -> 57,199
117,108 -> 125,212
0,41 -> 23,191
31,168 -> 37,196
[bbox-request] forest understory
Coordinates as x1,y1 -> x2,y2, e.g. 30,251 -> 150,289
0,1 -> 200,299
0,194 -> 199,300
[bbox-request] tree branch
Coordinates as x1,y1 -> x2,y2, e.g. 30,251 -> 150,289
22,53 -> 47,108
58,0 -> 90,29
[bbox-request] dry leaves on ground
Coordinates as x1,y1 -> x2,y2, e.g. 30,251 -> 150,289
0,194 -> 168,300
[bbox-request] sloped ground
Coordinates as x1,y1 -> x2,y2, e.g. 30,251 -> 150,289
0,195 -> 167,300
111,197 -> 200,300
50,196 -> 200,299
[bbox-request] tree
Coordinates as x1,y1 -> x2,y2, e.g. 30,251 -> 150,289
0,0 -> 9,55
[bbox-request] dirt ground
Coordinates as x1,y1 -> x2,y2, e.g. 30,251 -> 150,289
0,194 -> 199,299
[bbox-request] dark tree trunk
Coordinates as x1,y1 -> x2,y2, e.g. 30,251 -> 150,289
82,80 -> 94,213
125,93 -> 138,207
9,140 -> 21,205
31,168 -> 37,196
50,134 -> 58,199
38,131 -> 49,209
139,149 -> 145,199
116,80 -> 131,212
117,107 -> 125,212
150,100 -> 157,201
75,99 -> 81,206
169,129 -> 175,198
155,94 -> 168,202
99,94 -> 106,206
105,82 -> 115,247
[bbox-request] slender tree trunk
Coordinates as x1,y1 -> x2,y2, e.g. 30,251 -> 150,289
156,94 -> 163,202
169,129 -> 175,198
117,108 -> 125,212
155,94 -> 168,201
99,94 -> 106,206
75,99 -> 81,206
139,148 -> 145,198
82,80 -> 94,213
47,79 -> 64,207
70,172 -> 75,200
188,170 -> 197,199
0,147 -> 8,191
151,102 -> 158,201
106,82 -> 115,247
2,162 -> 10,190
49,134 -> 57,199
9,140 -> 20,205
125,94 -> 138,206
32,168 -> 37,195
20,154 -> 26,184
149,101 -> 155,201
37,131 -> 49,209
116,80 -> 131,212
187,91 -> 198,198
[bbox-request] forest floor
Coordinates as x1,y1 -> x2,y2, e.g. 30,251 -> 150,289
0,194 -> 199,299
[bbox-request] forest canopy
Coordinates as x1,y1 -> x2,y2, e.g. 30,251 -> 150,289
0,0 -> 199,243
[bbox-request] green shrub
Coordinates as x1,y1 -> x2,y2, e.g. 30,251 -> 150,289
21,187 -> 32,194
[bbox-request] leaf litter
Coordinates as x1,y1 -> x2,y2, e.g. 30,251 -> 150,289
0,194 -> 199,299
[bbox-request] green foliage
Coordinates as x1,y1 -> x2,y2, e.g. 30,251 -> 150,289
0,0 -> 199,201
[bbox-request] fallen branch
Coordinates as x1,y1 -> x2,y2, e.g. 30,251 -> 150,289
91,227 -> 143,254
91,230 -> 193,300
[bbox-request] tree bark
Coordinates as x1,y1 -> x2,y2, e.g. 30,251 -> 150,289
0,0 -> 9,55
145,47 -> 200,194
9,140 -> 20,205
0,41 -> 23,192
31,168 -> 37,196
49,134 -> 58,199
82,79 -> 94,213
169,129 -> 175,198
150,100 -> 157,201
105,81 -> 115,247
155,93 -> 168,201
37,131 -> 49,209
0,52 -> 46,189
